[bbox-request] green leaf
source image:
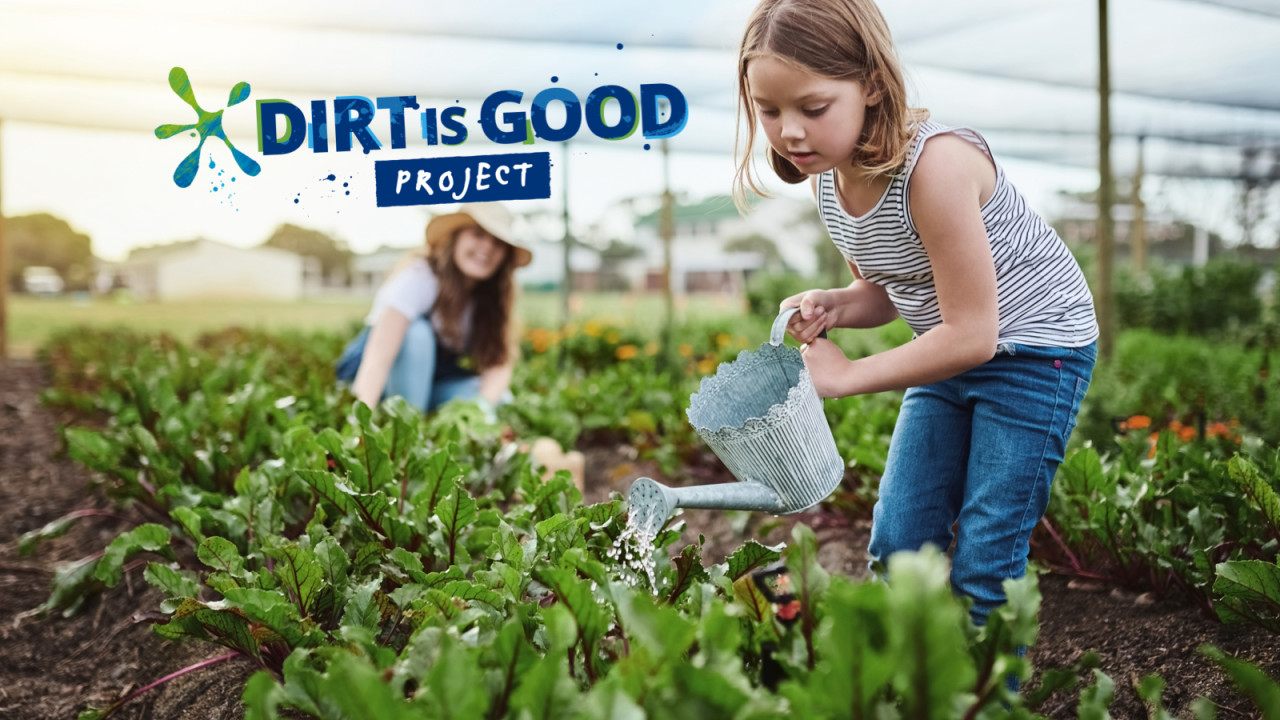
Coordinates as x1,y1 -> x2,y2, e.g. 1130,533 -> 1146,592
64,427 -> 124,476
143,562 -> 200,610
323,653 -> 418,720
435,479 -> 477,564
1137,675 -> 1175,720
408,446 -> 463,516
419,633 -> 492,719
1076,669 -> 1116,720
269,544 -> 324,618
198,536 -> 246,575
666,543 -> 709,604
725,540 -> 783,582
342,578 -> 386,631
885,547 -> 975,718
242,670 -> 285,720
616,589 -> 696,662
18,511 -> 84,556
508,654 -> 578,720
38,555 -> 101,617
169,506 -> 209,545
442,580 -> 506,614
94,523 -> 172,587
1214,560 -> 1280,633
486,619 -> 539,719
1229,455 -> 1280,543
1200,645 -> 1280,719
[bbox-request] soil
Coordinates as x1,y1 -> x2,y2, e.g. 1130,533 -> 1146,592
1,358 -> 1277,719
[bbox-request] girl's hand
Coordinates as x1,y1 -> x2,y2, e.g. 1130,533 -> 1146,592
779,289 -> 836,344
800,338 -> 854,398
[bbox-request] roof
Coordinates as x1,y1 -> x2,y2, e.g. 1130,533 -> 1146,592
2,0 -> 1277,180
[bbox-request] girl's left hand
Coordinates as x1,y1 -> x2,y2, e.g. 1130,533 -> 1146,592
800,338 -> 855,398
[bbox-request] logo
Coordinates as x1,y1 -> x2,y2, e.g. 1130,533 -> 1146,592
155,67 -> 262,188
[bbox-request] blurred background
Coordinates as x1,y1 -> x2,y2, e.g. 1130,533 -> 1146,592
1,0 -> 1278,357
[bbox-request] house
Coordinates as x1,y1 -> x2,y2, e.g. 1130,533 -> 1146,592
119,239 -> 305,301
621,194 -> 822,294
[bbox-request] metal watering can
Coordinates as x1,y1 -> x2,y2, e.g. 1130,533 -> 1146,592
627,308 -> 845,534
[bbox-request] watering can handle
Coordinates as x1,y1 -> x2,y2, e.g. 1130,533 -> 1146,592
771,307 -> 828,346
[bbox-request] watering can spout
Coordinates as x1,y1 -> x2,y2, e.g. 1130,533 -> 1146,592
626,477 -> 788,533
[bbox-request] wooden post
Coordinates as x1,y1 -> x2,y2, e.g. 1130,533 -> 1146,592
1131,135 -> 1146,272
0,117 -> 7,363
660,137 -> 675,355
561,142 -> 572,328
1096,0 -> 1116,360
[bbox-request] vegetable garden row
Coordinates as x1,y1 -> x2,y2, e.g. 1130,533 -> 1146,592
13,317 -> 1280,719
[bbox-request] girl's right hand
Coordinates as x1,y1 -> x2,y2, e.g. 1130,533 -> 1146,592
779,289 -> 836,344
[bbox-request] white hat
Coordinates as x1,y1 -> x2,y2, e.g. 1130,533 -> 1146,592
425,202 -> 532,268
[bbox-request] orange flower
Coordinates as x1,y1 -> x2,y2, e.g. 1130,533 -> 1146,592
615,344 -> 638,360
1178,426 -> 1197,442
645,342 -> 660,356
584,321 -> 603,338
1206,422 -> 1231,438
1127,415 -> 1152,430
678,343 -> 693,357
715,333 -> 731,347
606,330 -> 621,344
697,358 -> 717,374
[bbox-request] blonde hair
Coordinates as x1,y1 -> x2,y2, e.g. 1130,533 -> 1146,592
733,0 -> 929,212
385,226 -> 519,371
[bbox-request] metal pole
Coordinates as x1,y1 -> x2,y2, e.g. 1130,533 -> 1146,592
561,142 -> 572,328
1096,0 -> 1115,360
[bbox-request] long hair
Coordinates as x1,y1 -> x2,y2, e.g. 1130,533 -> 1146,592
732,0 -> 929,212
386,227 -> 518,371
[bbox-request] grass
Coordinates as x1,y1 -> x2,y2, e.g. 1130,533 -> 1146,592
4,291 -> 753,358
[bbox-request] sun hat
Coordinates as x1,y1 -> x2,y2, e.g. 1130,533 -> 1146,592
425,202 -> 532,268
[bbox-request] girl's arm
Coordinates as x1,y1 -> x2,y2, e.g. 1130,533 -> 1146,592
351,308 -> 412,409
477,361 -> 513,406
804,134 -> 999,397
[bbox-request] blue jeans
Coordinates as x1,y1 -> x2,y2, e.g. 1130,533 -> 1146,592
867,341 -> 1096,625
335,318 -> 483,413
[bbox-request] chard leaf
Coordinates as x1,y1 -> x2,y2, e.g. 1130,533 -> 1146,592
666,543 -> 709,605
313,535 -> 351,597
169,506 -> 208,545
442,580 -> 506,614
64,427 -> 124,477
419,633 -> 491,719
1229,455 -> 1280,543
324,654 -> 419,720
269,544 -> 324,618
198,536 -> 246,575
18,511 -> 85,556
408,446 -> 463,516
355,426 -> 393,495
386,547 -> 429,583
143,562 -> 200,611
507,655 -> 578,720
726,540 -> 783,582
1214,560 -> 1280,633
38,555 -> 102,617
341,579 -> 385,630
242,670 -> 285,720
1200,644 -> 1280,717
616,589 -> 696,661
486,619 -> 539,720
94,523 -> 173,587
435,480 -> 477,565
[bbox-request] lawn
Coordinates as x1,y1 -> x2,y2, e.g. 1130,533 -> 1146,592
4,290 -> 751,358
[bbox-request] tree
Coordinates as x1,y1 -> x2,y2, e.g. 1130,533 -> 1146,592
261,224 -> 353,283
6,213 -> 94,292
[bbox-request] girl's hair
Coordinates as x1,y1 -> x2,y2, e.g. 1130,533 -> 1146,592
732,0 -> 929,211
389,226 -> 518,371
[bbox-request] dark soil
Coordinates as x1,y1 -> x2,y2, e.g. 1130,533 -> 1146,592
2,357 -> 1277,719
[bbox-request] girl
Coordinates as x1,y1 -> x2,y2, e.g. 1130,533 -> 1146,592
335,202 -> 531,417
734,0 -> 1099,629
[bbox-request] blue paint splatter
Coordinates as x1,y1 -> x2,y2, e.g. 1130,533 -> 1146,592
617,43 -> 624,50
644,143 -> 651,150
551,76 -> 559,83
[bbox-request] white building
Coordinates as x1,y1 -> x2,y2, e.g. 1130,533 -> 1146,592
119,239 -> 305,301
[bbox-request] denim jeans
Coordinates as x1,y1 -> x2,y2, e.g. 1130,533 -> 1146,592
867,341 -> 1097,626
335,318 -> 485,413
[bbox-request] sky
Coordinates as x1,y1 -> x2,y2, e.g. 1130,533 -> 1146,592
0,0 -> 1276,264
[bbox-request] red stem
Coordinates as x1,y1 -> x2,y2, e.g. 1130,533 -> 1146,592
99,652 -> 239,719
1038,517 -> 1085,574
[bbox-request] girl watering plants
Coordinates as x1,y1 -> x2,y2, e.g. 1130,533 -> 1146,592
733,0 -> 1099,637
335,202 -> 532,419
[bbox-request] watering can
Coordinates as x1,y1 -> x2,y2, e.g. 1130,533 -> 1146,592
627,308 -> 845,533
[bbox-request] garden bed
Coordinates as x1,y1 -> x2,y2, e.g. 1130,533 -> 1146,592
1,358 -> 1277,719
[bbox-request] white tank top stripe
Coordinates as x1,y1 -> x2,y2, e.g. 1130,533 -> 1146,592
816,120 -> 1099,348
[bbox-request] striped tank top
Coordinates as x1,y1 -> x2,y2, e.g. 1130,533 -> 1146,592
816,120 -> 1099,348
